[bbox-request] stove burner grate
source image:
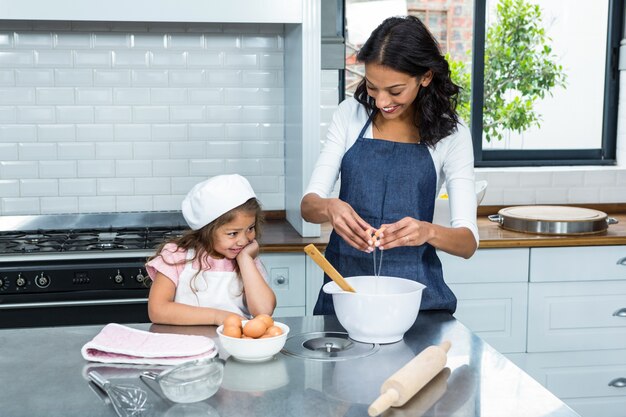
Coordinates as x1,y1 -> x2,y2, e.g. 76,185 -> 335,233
0,226 -> 187,254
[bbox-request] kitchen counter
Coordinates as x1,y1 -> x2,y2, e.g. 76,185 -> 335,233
262,212 -> 626,252
0,312 -> 579,417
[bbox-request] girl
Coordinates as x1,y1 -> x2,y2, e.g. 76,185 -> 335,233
301,16 -> 478,315
146,174 -> 276,326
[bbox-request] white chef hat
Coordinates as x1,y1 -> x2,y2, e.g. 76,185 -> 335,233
182,174 -> 257,230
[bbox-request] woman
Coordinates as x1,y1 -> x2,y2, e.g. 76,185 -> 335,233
301,16 -> 478,315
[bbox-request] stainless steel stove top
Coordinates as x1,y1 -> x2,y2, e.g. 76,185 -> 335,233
0,212 -> 188,258
0,228 -> 185,253
0,212 -> 189,328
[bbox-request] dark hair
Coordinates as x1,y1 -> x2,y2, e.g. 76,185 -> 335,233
147,198 -> 264,292
354,15 -> 460,146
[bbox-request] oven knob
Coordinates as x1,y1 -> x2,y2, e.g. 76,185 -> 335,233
16,274 -> 26,287
114,270 -> 124,284
136,270 -> 145,284
0,276 -> 8,291
35,272 -> 51,288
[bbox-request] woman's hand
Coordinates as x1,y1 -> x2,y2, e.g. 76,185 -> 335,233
326,198 -> 373,252
238,239 -> 259,260
375,217 -> 435,250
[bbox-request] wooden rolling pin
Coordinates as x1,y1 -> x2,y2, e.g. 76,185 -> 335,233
368,341 -> 451,416
303,244 -> 356,292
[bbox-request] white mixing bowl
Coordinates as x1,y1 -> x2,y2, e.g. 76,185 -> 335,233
323,276 -> 426,344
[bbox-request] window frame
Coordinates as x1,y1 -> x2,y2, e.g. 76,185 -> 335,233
471,0 -> 624,167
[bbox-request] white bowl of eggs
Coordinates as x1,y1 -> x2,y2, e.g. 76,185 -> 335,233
216,314 -> 289,363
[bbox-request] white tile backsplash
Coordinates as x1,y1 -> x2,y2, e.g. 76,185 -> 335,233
35,50 -> 73,67
116,195 -> 152,211
54,69 -> 93,86
152,160 -> 189,176
40,196 -> 78,213
20,178 -> 58,196
0,124 -> 37,141
0,143 -> 18,160
2,21 -> 621,217
36,87 -> 75,105
74,50 -> 112,67
19,143 -> 57,160
78,195 -> 115,212
2,197 -> 40,214
37,124 -> 75,141
39,161 -> 76,178
61,178 -> 92,197
0,179 -> 20,197
116,160 -> 152,177
0,88 -> 35,104
0,69 -> 15,85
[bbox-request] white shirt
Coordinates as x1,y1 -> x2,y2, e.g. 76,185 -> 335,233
304,98 -> 479,244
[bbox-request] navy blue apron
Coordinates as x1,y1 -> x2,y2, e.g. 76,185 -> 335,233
313,111 -> 456,315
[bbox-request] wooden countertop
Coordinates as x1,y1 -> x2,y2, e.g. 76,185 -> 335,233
477,213 -> 626,248
261,205 -> 626,252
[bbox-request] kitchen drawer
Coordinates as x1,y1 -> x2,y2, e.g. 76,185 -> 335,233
439,248 -> 529,284
515,349 -> 626,417
566,396 -> 626,417
449,282 -> 528,353
530,245 -> 626,282
260,254 -> 305,312
528,281 -> 626,352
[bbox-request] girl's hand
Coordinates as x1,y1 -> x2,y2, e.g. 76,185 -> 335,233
326,198 -> 373,252
238,239 -> 259,260
375,217 -> 435,250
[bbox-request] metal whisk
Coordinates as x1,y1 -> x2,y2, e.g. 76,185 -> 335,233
371,231 -> 383,278
88,370 -> 149,417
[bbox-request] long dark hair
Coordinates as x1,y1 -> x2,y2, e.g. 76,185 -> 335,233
354,15 -> 460,146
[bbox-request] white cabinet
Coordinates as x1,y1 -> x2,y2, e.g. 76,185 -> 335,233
261,253 -> 307,317
527,281 -> 626,352
530,246 -> 626,282
525,245 -> 626,417
439,248 -> 529,353
509,349 -> 626,417
448,282 -> 528,353
443,244 -> 626,417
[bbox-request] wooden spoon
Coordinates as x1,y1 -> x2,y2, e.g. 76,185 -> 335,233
304,244 -> 356,293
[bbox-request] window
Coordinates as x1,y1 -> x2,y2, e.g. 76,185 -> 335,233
471,0 -> 622,166
344,0 -> 623,167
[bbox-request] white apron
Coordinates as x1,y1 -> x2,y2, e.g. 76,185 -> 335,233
174,249 -> 248,316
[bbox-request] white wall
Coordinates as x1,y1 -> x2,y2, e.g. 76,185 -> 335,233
0,21 -> 287,215
0,20 -> 623,217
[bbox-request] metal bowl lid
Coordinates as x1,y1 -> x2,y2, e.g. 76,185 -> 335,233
498,205 -> 607,222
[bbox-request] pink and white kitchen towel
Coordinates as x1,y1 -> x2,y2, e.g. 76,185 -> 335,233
81,323 -> 218,366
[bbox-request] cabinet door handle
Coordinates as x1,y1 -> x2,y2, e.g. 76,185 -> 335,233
608,377 -> 626,388
613,308 -> 626,317
617,257 -> 626,266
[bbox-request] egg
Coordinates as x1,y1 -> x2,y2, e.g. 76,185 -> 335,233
242,318 -> 267,338
255,314 -> 274,328
264,325 -> 283,337
223,314 -> 243,328
222,325 -> 242,338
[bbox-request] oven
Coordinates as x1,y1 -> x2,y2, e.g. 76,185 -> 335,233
0,212 -> 188,329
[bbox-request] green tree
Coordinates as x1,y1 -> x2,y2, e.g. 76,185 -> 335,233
449,0 -> 567,142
